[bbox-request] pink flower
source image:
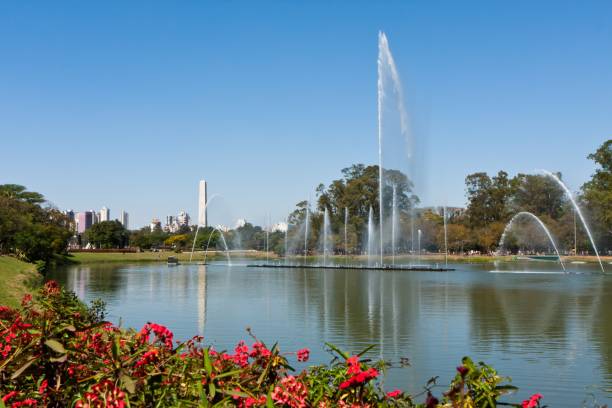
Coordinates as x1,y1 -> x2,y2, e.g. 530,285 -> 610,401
296,348 -> 310,362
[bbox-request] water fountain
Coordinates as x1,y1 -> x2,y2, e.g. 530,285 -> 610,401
322,208 -> 331,266
304,203 -> 310,258
344,207 -> 349,263
498,211 -> 566,272
378,31 -> 411,266
391,185 -> 398,265
417,229 -> 422,265
189,194 -> 220,262
202,227 -> 232,265
284,217 -> 289,263
443,206 -> 448,268
367,206 -> 376,265
541,170 -> 605,273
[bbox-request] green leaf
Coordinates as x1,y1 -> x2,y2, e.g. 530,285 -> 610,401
45,339 -> 66,354
208,382 -> 216,399
204,348 -> 212,375
121,375 -> 136,394
357,344 -> 376,357
223,389 -> 249,398
10,357 -> 37,379
325,342 -> 349,360
50,354 -> 68,363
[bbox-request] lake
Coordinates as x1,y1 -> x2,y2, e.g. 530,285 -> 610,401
48,260 -> 612,406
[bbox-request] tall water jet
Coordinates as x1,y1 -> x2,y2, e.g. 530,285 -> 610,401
189,194 -> 220,262
541,170 -> 604,272
284,217 -> 289,263
344,207 -> 349,263
417,229 -> 422,264
443,206 -> 448,268
367,206 -> 375,265
377,31 -> 410,266
498,211 -> 565,271
322,208 -> 331,266
391,185 -> 398,265
304,203 -> 310,258
265,215 -> 270,264
203,227 -> 232,265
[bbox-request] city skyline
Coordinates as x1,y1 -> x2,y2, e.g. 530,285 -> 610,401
1,2 -> 610,228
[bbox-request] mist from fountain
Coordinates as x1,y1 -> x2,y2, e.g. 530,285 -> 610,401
367,206 -> 376,265
541,170 -> 604,272
497,211 -> 565,271
378,31 -> 410,266
344,207 -> 349,263
203,227 -> 232,266
443,206 -> 448,267
322,208 -> 331,266
189,194 -> 221,262
304,203 -> 310,259
391,185 -> 398,266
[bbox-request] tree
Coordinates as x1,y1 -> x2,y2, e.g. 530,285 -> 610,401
511,174 -> 567,220
0,184 -> 72,266
581,139 -> 612,250
465,171 -> 513,228
85,221 -> 129,249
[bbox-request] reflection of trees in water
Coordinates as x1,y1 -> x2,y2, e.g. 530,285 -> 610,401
582,278 -> 612,379
467,276 -> 612,381
467,282 -> 566,352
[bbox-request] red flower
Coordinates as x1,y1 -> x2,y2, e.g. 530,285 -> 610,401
456,365 -> 469,377
387,389 -> 402,398
2,391 -> 18,403
296,348 -> 310,362
522,393 -> 543,408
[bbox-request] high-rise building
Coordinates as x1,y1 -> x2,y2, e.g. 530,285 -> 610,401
198,180 -> 207,227
76,211 -> 95,234
150,218 -> 161,232
120,210 -> 129,229
177,210 -> 190,227
100,207 -> 110,222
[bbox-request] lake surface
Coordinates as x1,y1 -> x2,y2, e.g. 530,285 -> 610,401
48,260 -> 612,406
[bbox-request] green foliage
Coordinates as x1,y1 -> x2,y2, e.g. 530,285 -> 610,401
85,220 -> 129,249
0,185 -> 72,265
581,139 -> 612,249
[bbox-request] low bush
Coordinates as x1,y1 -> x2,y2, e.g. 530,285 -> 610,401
0,282 -> 542,407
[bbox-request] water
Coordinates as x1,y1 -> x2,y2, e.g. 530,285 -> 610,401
48,261 -> 612,407
541,170 -> 605,273
391,185 -> 398,266
498,211 -> 565,271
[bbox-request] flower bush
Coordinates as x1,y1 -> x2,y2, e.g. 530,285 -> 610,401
0,281 -> 536,407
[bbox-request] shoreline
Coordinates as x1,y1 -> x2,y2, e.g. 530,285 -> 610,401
66,251 -> 611,265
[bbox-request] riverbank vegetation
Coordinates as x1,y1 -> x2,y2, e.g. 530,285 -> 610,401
0,282 -> 544,407
0,185 -> 72,271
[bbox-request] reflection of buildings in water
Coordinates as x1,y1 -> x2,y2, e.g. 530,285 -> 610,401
198,265 -> 207,335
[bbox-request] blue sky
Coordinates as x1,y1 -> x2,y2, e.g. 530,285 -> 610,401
1,1 -> 611,228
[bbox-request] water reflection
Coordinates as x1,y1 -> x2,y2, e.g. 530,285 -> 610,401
47,262 -> 611,406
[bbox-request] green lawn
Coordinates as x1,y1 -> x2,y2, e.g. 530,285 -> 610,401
0,256 -> 41,308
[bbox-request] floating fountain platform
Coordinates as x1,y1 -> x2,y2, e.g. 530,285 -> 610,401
247,264 -> 455,272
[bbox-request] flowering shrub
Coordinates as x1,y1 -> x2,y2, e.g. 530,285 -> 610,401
0,281 -> 537,407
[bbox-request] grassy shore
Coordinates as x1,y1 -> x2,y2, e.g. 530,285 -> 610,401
68,250 -> 278,264
0,256 -> 42,308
